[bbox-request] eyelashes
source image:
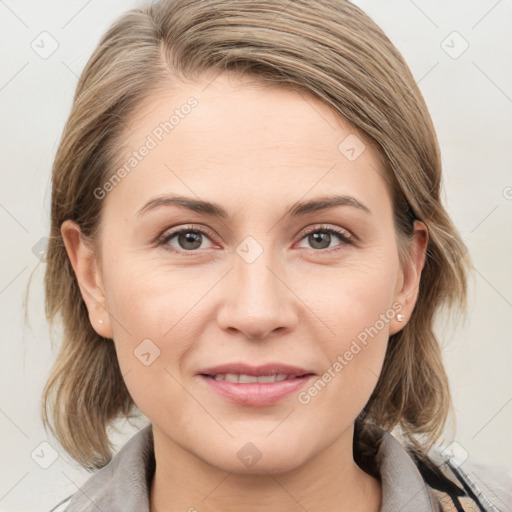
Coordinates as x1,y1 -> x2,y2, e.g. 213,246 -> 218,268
297,224 -> 354,251
157,225 -> 217,254
157,223 -> 355,256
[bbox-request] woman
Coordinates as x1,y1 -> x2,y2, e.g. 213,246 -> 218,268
42,0 -> 512,511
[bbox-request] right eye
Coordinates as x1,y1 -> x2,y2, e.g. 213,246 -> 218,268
158,225 -> 217,254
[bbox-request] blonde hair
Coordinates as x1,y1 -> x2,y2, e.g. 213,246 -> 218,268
42,0 -> 470,470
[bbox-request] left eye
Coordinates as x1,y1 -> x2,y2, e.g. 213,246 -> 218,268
296,226 -> 353,251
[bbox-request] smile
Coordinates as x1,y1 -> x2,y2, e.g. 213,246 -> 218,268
206,373 -> 306,383
199,373 -> 315,406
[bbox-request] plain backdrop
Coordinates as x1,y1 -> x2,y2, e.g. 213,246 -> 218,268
1,0 -> 511,510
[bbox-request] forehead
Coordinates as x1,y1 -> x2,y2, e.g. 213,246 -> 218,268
103,72 -> 391,219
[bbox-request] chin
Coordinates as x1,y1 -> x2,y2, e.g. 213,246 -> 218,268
201,438 -> 312,476
219,456 -> 307,476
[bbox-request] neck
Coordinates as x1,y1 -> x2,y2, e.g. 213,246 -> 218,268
149,423 -> 382,512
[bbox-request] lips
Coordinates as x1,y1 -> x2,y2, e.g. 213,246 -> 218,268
196,362 -> 316,406
198,362 -> 315,379
207,374 -> 299,383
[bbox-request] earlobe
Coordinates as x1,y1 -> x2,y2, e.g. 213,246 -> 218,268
60,220 -> 113,339
390,221 -> 429,335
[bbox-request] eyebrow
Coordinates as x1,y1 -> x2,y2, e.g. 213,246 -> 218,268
136,194 -> 371,218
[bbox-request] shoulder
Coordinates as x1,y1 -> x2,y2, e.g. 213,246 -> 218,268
444,455 -> 512,510
417,444 -> 512,511
46,425 -> 154,512
356,423 -> 512,512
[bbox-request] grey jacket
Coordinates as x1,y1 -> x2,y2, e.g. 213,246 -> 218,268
49,425 -> 512,512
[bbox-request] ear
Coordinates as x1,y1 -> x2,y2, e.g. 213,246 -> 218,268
389,220 -> 429,335
60,220 -> 113,339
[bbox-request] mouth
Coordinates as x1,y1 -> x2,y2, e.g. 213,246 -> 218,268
196,363 -> 316,406
201,373 -> 314,383
198,362 -> 316,379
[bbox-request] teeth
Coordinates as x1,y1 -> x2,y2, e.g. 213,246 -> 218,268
257,375 -> 280,383
212,373 -> 296,383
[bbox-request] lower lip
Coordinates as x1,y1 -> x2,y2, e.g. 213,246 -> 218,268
198,374 -> 315,406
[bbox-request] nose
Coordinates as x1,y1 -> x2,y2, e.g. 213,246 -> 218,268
216,244 -> 299,340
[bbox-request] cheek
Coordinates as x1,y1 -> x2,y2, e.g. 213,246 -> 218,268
297,293 -> 392,431
297,253 -> 398,409
100,255 -> 215,410
102,252 -> 198,338
295,247 -> 399,339
103,268 -> 191,420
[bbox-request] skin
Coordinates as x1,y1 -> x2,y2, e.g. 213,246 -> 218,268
62,72 -> 428,512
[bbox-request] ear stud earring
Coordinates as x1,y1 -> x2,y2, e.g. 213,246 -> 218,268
99,319 -> 104,324
397,313 -> 405,322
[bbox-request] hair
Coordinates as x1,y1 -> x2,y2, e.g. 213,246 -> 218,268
41,0 -> 470,471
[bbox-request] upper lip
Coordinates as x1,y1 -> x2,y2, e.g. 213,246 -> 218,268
198,363 -> 316,377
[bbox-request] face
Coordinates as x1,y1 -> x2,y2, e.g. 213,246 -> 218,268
64,72 -> 426,475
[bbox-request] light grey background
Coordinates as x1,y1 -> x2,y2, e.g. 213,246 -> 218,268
1,0 -> 511,510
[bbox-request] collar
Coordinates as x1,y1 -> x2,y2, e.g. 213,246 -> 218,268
62,424 -> 441,512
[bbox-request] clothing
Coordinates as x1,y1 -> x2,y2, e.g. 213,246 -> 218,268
49,424 -> 512,512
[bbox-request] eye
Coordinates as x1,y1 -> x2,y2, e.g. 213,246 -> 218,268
295,224 -> 354,253
157,223 -> 354,255
158,225 -> 216,254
